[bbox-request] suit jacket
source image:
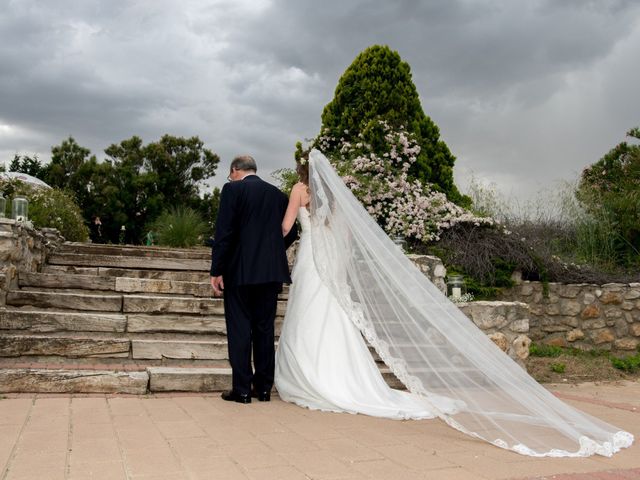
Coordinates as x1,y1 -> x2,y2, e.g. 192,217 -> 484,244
210,175 -> 298,287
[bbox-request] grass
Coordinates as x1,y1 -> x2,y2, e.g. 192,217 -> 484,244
527,343 -> 640,383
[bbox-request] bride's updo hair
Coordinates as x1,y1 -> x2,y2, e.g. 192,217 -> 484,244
296,149 -> 310,186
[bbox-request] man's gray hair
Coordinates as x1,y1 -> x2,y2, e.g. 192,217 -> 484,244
231,155 -> 257,172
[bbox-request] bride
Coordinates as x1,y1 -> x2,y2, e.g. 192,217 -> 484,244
275,149 -> 634,457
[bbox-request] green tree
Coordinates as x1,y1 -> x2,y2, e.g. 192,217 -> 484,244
45,137 -> 96,188
8,154 -> 46,179
578,127 -> 640,266
45,135 -> 220,244
318,45 -> 468,205
103,134 -> 220,243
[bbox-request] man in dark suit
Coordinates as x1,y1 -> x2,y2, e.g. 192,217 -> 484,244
210,155 -> 297,404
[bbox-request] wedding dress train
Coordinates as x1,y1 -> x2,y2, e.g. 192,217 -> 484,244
275,207 -> 461,419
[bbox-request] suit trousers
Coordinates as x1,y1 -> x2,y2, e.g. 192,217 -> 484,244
223,282 -> 281,395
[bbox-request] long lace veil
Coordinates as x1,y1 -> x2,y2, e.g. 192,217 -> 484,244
307,149 -> 633,457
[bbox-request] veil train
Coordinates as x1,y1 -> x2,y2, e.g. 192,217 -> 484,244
307,149 -> 633,457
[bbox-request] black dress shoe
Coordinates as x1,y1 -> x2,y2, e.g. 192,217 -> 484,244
221,390 -> 251,404
251,389 -> 271,402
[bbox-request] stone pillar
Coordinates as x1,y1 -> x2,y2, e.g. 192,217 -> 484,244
0,218 -> 64,302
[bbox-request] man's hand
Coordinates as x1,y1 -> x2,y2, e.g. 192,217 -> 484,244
210,276 -> 224,297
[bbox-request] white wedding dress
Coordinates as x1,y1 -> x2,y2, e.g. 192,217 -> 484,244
274,149 -> 633,457
275,207 -> 460,419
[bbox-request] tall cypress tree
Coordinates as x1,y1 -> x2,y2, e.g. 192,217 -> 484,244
320,45 -> 467,205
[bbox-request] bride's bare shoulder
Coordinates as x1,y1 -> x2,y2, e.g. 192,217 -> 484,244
291,182 -> 306,194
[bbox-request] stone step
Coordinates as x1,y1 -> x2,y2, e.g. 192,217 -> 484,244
127,314 -> 228,334
7,290 -> 123,312
122,295 -> 288,316
115,277 -> 211,297
0,364 -> 400,394
132,339 -> 228,360
19,272 -> 117,291
0,356 -> 229,369
0,308 -> 127,333
0,333 -> 130,358
43,265 -> 210,283
148,367 -> 231,392
0,308 -> 284,336
48,253 -> 210,271
148,366 -> 404,393
0,368 -> 149,394
19,273 -> 212,297
59,242 -> 211,259
379,368 -> 404,390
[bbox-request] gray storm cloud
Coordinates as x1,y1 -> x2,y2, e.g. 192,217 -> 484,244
1,0 -> 639,200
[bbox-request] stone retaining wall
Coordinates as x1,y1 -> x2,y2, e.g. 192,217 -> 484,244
0,218 -> 63,306
459,301 -> 531,365
500,281 -> 640,353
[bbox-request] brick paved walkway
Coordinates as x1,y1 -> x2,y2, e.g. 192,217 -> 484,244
0,381 -> 638,480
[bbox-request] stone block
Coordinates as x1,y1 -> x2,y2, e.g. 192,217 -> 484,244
512,335 -> 531,360
0,309 -> 127,333
604,308 -> 623,319
509,319 -> 529,333
6,291 -> 123,312
559,300 -> 581,316
18,272 -> 116,291
123,295 -> 225,315
581,304 -> 601,319
545,304 -> 561,316
488,332 -> 508,352
0,334 -> 130,357
566,329 -> 584,342
582,293 -> 596,304
614,338 -> 639,351
624,290 -> 640,300
558,285 -> 581,299
126,314 -> 227,334
590,329 -> 615,345
559,316 -> 579,328
459,302 -> 511,330
520,284 -> 534,296
543,334 -> 567,348
600,292 -> 623,305
115,277 -> 211,297
541,324 -> 570,333
614,319 -> 629,337
582,318 -> 606,330
148,367 -> 232,392
629,323 -> 640,337
132,339 -> 228,360
48,253 -> 210,271
0,369 -> 148,394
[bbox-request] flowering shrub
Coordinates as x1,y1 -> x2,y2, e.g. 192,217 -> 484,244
315,120 -> 493,243
0,178 -> 88,241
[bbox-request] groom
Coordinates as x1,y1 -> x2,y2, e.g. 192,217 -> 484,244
210,155 -> 297,404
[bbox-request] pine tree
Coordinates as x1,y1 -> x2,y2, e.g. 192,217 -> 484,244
319,45 -> 467,205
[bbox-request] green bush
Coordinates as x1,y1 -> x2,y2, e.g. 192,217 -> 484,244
610,353 -> 640,372
529,343 -> 563,358
0,179 -> 88,241
148,207 -> 208,248
577,127 -> 640,267
549,362 -> 566,373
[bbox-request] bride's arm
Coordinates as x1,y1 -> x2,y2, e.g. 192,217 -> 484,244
282,183 -> 302,236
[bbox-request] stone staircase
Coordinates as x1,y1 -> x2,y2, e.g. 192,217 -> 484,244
0,242 -> 402,394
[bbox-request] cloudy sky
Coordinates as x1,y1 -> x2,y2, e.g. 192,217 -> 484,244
1,0 -> 639,201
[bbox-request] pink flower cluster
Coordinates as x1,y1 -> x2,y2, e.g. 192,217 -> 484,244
317,121 -> 493,242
